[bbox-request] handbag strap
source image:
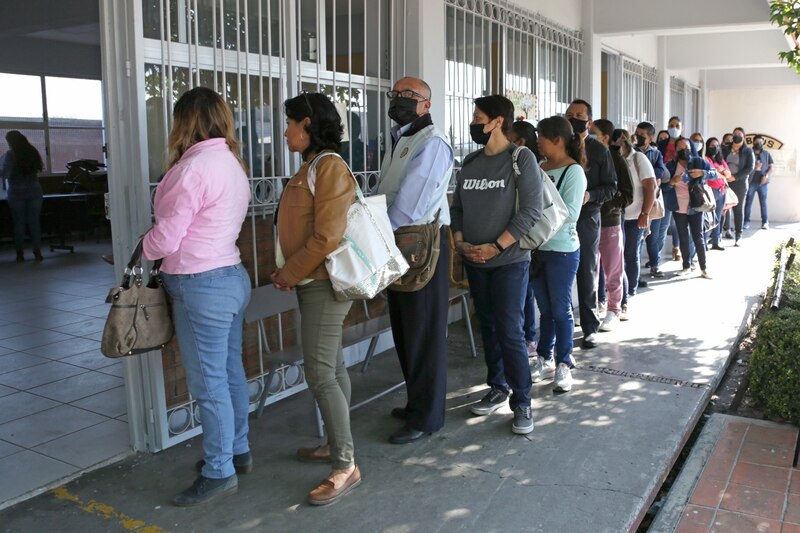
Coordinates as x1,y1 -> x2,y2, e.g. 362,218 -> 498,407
122,238 -> 163,289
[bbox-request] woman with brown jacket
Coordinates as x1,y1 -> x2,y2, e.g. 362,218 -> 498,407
271,92 -> 361,506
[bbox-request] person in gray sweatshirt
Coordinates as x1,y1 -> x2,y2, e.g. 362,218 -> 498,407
450,95 -> 543,435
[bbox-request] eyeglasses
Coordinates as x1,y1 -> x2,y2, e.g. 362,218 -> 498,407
386,89 -> 429,101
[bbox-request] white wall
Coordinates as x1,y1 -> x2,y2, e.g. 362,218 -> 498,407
601,35 -> 658,67
507,0 -> 582,30
708,86 -> 800,222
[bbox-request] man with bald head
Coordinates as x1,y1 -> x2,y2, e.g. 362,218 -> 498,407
378,76 -> 454,444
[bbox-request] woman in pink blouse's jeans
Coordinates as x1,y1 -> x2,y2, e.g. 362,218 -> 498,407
143,87 -> 252,507
705,137 -> 733,251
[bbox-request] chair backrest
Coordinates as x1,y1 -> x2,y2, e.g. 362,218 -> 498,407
244,285 -> 300,353
244,285 -> 299,324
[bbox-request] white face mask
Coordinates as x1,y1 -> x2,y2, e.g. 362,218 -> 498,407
693,142 -> 703,153
668,127 -> 681,139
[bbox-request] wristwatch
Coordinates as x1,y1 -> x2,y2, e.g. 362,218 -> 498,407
493,240 -> 505,252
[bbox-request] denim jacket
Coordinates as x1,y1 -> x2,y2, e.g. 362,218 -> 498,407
663,156 -> 716,213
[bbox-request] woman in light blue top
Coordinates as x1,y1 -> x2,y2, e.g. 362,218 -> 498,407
530,116 -> 587,394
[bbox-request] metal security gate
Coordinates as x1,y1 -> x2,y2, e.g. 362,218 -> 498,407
444,0 -> 583,168
102,0 -> 401,451
621,57 -> 657,132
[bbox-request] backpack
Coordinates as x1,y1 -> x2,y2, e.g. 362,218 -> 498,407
512,146 -> 570,250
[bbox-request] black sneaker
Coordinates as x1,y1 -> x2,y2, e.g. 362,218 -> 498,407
195,452 -> 253,475
511,405 -> 534,434
638,279 -> 649,288
470,387 -> 509,415
650,267 -> 665,278
173,475 -> 238,507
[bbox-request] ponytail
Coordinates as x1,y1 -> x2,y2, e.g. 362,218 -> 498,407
567,133 -> 586,169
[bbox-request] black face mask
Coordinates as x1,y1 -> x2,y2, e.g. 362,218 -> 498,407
678,148 -> 691,161
723,142 -> 732,148
470,123 -> 491,145
754,142 -> 763,151
732,134 -> 744,144
387,97 -> 419,126
568,117 -> 588,135
706,145 -> 719,157
635,136 -> 647,148
609,144 -> 621,152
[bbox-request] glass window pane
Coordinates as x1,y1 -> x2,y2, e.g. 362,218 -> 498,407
0,128 -> 46,164
48,128 -> 105,173
45,77 -> 103,123
0,73 -> 43,121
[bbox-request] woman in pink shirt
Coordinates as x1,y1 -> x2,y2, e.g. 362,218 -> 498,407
705,137 -> 733,251
143,87 -> 252,507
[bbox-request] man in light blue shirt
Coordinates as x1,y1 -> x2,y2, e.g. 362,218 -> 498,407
378,77 -> 454,444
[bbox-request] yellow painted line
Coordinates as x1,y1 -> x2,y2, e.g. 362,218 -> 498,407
50,486 -> 169,533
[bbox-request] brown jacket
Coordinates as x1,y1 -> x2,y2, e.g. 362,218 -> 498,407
277,151 -> 355,286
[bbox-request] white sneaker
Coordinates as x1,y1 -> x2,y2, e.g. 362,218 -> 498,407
619,304 -> 629,321
554,364 -> 573,392
598,301 -> 607,316
762,222 -> 769,230
701,270 -> 711,279
599,312 -> 620,332
531,356 -> 556,383
678,268 -> 691,277
526,341 -> 537,357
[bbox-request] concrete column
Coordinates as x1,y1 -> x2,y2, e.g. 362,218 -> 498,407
700,70 -> 709,135
580,0 -> 602,107
656,35 -> 669,129
401,0 -> 447,128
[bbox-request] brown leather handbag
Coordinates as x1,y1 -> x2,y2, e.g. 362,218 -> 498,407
389,210 -> 441,292
101,241 -> 174,358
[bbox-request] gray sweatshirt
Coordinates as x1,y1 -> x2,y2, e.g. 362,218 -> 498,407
450,144 -> 543,268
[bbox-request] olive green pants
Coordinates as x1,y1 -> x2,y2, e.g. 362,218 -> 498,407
296,280 -> 354,469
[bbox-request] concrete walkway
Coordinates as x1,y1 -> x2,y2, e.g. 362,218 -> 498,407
1,224 -> 798,533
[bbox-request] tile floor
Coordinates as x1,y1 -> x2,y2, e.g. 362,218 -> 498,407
0,241 -> 130,508
678,419 -> 800,532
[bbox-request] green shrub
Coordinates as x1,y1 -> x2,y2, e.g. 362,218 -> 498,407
751,239 -> 800,424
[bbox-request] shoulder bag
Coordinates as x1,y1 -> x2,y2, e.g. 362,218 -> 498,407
307,152 -> 409,301
101,241 -> 174,358
513,146 -> 570,250
389,209 -> 441,293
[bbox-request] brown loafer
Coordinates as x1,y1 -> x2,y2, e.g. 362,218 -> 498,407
307,466 -> 362,506
296,445 -> 332,463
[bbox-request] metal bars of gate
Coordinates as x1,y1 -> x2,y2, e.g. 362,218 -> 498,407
444,0 -> 583,179
670,76 -> 686,123
621,57 -> 658,132
140,0 -> 397,449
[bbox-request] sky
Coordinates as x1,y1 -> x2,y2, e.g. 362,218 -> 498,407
0,73 -> 102,121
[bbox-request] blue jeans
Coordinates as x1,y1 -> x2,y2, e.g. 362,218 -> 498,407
623,220 -> 646,297
646,209 -> 672,268
710,188 -> 726,246
533,249 -> 580,368
745,181 -> 768,225
7,184 -> 43,251
162,264 -> 252,479
466,261 -> 531,409
523,277 -> 536,344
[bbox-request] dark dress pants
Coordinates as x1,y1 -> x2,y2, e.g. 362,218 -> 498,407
576,209 -> 601,337
386,227 -> 449,433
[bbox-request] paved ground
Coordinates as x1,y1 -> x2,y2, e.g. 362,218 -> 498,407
1,223 -> 798,533
651,414 -> 799,532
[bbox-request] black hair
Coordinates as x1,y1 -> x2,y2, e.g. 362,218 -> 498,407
592,118 -> 615,140
473,95 -> 515,134
636,121 -> 656,138
611,128 -> 632,153
706,137 -> 724,165
569,99 -> 593,119
668,116 -> 682,125
722,133 -> 733,141
537,115 -> 586,168
284,92 -> 343,160
733,126 -> 746,135
753,134 -> 764,142
657,129 -> 669,140
510,120 -> 540,160
5,130 -> 43,175
674,136 -> 691,151
690,133 -> 705,157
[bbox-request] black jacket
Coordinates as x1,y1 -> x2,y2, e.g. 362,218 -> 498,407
581,136 -> 618,217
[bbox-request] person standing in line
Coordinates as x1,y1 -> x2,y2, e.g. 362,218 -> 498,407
635,122 -> 669,279
744,134 -> 773,230
143,87 -> 252,507
509,119 -> 541,356
663,137 -> 716,278
1,131 -> 44,262
587,119 -> 631,331
564,99 -> 617,349
704,137 -> 733,251
530,116 -> 587,393
378,77 -> 454,444
272,92 -> 362,506
720,133 -> 736,239
452,95 -> 542,434
613,129 -> 657,310
726,127 -> 755,246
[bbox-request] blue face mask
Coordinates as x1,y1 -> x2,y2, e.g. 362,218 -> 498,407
668,127 -> 681,139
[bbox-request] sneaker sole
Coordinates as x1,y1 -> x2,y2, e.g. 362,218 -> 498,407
553,383 -> 572,392
172,484 -> 238,507
470,403 -> 507,416
512,423 -> 534,435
